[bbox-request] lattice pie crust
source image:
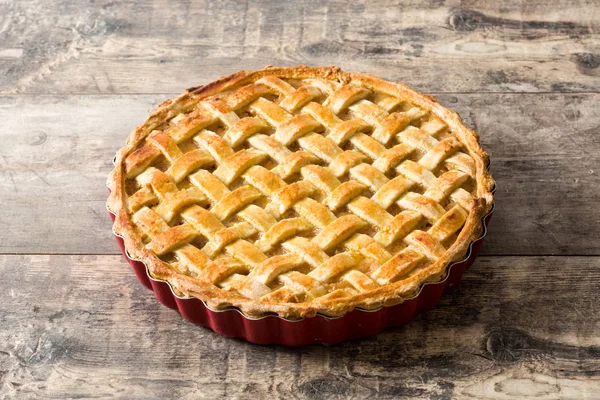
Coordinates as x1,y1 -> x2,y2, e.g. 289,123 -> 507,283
107,66 -> 494,319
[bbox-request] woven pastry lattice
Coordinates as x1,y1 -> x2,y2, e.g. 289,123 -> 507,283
114,68 -> 491,317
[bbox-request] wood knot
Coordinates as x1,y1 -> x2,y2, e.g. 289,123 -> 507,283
448,9 -> 486,32
28,131 -> 47,146
485,328 -> 538,364
487,70 -> 509,84
573,53 -> 600,71
297,376 -> 354,399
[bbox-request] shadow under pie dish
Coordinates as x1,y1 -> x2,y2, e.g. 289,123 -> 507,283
107,65 -> 495,345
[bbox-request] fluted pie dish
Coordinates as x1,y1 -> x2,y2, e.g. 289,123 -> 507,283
107,66 -> 494,343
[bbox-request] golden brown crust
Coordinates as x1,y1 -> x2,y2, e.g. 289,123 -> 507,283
107,65 -> 495,319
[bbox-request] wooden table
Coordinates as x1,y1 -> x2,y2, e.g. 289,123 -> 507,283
1,1 -> 599,398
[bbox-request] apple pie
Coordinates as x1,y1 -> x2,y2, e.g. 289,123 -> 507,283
107,66 -> 494,319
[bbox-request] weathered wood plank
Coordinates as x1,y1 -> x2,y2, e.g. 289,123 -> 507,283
1,0 -> 599,94
1,255 -> 598,399
1,93 -> 598,255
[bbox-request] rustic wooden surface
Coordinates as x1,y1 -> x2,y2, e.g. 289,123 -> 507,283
1,1 -> 599,399
1,255 -> 599,399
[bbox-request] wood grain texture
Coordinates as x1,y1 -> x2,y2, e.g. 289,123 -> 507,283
1,93 -> 598,255
2,0 -> 599,397
1,255 -> 598,399
1,0 -> 599,94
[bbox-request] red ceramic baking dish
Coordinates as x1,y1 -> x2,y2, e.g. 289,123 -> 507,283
107,189 -> 494,346
106,67 -> 496,346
